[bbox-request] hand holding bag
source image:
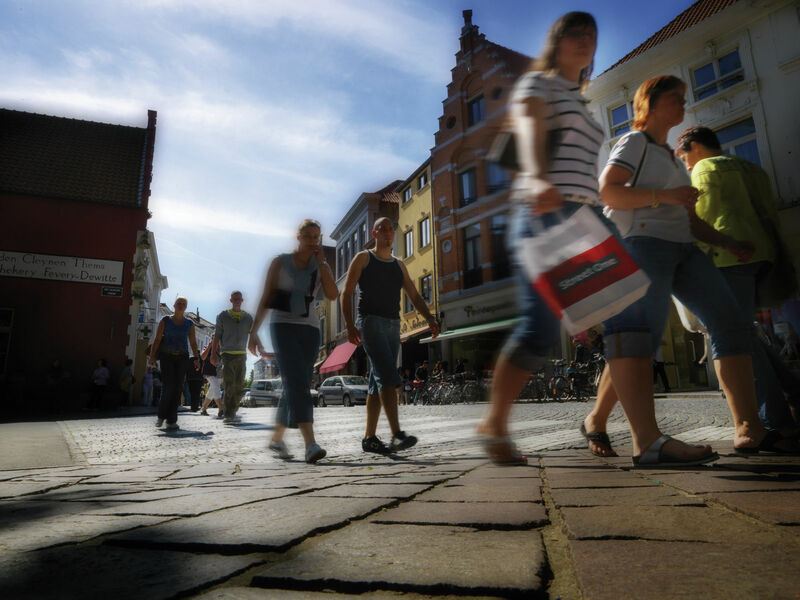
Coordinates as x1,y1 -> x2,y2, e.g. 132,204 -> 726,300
518,205 -> 650,335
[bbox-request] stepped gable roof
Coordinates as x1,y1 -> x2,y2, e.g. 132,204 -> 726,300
486,40 -> 532,74
602,0 -> 738,74
0,108 -> 155,207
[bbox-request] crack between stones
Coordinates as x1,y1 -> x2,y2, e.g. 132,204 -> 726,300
538,461 -> 584,600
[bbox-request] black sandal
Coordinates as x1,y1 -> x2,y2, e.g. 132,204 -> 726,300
735,430 -> 800,455
580,423 -> 618,457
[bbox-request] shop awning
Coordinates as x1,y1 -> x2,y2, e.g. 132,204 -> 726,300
400,324 -> 431,342
319,341 -> 358,374
419,317 -> 520,344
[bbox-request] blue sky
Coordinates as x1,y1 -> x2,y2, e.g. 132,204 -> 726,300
2,0 -> 696,364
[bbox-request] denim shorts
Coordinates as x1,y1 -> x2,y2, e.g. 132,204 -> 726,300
358,314 -> 402,394
500,201 -> 605,372
602,237 -> 751,359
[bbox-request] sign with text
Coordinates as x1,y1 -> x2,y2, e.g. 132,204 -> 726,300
101,286 -> 123,297
0,251 -> 124,285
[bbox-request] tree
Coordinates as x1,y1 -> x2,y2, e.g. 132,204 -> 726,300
244,369 -> 254,389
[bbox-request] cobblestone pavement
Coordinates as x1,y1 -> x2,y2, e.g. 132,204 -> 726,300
61,395 -> 735,465
7,396 -> 795,600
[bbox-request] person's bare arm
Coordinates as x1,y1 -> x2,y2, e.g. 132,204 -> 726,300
188,324 -> 200,371
341,252 -> 369,345
399,262 -> 440,338
248,256 -> 281,357
148,320 -> 166,366
688,210 -> 754,262
313,248 -> 339,301
515,96 -> 563,214
599,164 -> 698,210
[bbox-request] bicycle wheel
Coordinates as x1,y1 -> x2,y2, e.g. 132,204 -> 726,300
550,377 -> 569,401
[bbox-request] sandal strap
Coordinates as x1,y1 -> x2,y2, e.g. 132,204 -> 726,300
638,434 -> 672,465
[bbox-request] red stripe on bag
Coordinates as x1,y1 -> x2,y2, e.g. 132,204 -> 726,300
533,236 -> 639,316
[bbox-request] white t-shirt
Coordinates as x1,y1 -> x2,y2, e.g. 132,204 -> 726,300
604,130 -> 694,242
510,71 -> 603,204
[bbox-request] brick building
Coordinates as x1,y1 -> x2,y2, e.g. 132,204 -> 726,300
0,108 -> 159,413
426,11 -> 536,373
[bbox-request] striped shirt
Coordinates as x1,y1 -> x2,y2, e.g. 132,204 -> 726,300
511,71 -> 603,204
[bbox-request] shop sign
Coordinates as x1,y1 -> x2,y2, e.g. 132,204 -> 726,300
0,250 -> 124,285
101,286 -> 123,297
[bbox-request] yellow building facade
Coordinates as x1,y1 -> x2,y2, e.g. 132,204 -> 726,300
396,159 -> 438,371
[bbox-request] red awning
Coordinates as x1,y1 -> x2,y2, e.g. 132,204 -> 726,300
318,342 -> 358,374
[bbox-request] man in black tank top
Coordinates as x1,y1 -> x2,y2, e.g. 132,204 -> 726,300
342,217 -> 440,455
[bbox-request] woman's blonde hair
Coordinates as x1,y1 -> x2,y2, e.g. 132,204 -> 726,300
533,11 -> 597,89
632,75 -> 686,130
173,296 -> 188,307
297,219 -> 322,235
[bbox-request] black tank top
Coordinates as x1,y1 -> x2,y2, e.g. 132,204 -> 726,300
358,252 -> 404,319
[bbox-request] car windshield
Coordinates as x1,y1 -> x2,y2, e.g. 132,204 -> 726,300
341,376 -> 368,385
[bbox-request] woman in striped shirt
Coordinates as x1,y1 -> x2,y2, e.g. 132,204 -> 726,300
477,12 -> 603,464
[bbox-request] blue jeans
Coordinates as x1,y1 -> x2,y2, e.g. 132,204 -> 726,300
271,323 -> 319,428
158,352 -> 189,424
721,262 -> 800,430
358,315 -> 402,394
501,202 -> 600,371
603,237 -> 751,359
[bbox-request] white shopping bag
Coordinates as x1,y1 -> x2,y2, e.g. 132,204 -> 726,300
519,205 -> 650,335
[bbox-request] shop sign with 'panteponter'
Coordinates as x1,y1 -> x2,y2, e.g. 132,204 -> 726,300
0,250 -> 124,285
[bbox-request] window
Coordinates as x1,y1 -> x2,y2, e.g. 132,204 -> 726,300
418,171 -> 428,189
692,49 -> 744,101
716,117 -> 760,165
404,293 -> 414,314
463,224 -> 482,289
345,239 -> 352,268
467,95 -> 485,126
404,229 -> 414,258
352,230 -> 359,253
487,161 -> 510,193
459,168 -> 477,207
418,217 -> 430,249
403,187 -> 412,203
420,274 -> 432,303
338,247 -> 345,278
360,221 -> 367,248
609,102 -> 633,137
491,215 -> 511,280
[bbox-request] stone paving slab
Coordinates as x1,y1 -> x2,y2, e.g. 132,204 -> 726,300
0,510 -> 174,551
550,486 -> 704,507
560,505 -> 787,544
0,544 -> 261,600
569,539 -> 800,600
650,471 -> 800,494
356,474 -> 460,485
371,500 -> 547,529
706,490 -> 800,525
252,522 -> 545,597
192,587 -> 504,599
107,496 -> 397,553
416,481 -> 542,503
76,487 -> 199,503
455,465 -> 540,480
21,483 -> 165,502
304,483 -> 432,498
0,480 -> 74,499
86,487 -> 299,516
545,470 -> 657,489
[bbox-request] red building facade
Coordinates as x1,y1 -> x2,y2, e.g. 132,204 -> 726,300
0,108 -> 157,413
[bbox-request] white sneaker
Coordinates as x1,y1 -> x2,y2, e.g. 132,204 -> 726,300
305,442 -> 327,464
155,418 -> 164,427
165,422 -> 179,431
268,440 -> 293,459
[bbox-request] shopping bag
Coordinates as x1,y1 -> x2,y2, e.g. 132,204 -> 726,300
672,296 -> 707,334
518,205 -> 650,335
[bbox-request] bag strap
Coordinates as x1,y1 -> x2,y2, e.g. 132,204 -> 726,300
630,131 -> 649,187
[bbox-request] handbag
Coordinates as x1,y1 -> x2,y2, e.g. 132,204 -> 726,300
518,205 -> 651,335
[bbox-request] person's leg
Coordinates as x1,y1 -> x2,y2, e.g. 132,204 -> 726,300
582,364 -> 618,456
296,326 -> 321,449
378,386 -> 401,435
169,358 -> 189,425
359,316 -> 403,439
364,393 -> 381,438
673,249 -> 764,448
157,357 -> 175,421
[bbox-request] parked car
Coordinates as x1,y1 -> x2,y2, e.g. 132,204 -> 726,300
244,378 -> 283,407
318,375 -> 369,406
310,387 -> 320,407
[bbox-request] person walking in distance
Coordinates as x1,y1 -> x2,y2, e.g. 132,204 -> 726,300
249,219 -> 338,463
212,291 -> 253,424
342,217 -> 440,455
148,297 -> 200,430
199,343 -> 223,417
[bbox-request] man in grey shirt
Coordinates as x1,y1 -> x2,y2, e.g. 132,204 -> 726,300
212,290 -> 253,423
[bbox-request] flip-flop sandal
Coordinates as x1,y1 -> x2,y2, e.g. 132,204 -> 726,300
580,423 -> 618,457
632,434 -> 719,468
734,430 -> 800,456
478,434 -> 528,466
